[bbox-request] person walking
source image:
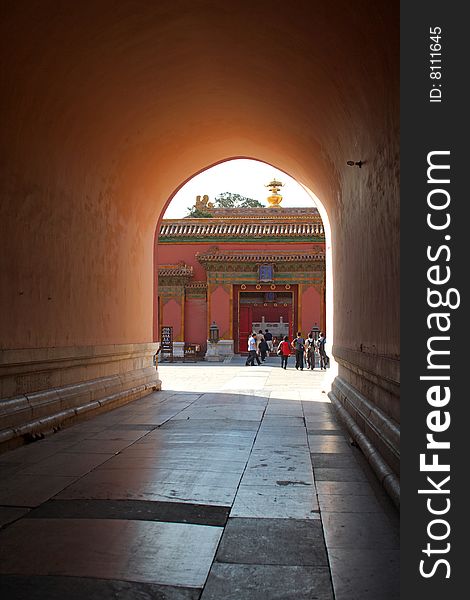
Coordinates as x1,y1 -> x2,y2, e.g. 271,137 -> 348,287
259,336 -> 269,361
272,336 -> 279,354
317,331 -> 329,370
245,333 -> 261,366
305,331 -> 316,370
264,329 -> 273,356
292,331 -> 305,370
278,335 -> 291,369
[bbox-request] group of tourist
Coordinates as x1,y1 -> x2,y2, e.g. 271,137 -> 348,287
245,329 -> 329,370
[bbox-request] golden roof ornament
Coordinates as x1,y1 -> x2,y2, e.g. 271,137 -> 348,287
195,194 -> 214,210
265,178 -> 284,207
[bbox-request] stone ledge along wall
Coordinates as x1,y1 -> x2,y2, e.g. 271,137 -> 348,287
0,0 -> 399,503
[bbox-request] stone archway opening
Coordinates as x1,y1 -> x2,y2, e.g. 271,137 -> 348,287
153,158 -> 334,366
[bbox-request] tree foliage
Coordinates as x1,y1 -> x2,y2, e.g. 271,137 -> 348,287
185,192 -> 263,217
213,192 -> 263,208
186,206 -> 214,218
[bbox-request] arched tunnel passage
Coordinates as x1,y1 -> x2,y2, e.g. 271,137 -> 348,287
0,0 -> 399,507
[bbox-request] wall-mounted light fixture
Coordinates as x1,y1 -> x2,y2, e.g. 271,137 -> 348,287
347,160 -> 364,168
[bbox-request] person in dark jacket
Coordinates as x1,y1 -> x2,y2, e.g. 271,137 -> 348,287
317,332 -> 329,370
292,331 -> 305,370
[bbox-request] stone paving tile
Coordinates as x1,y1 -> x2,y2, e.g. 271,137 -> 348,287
308,440 -> 352,453
0,474 -> 76,507
310,452 -> 361,468
314,467 -> 369,482
63,439 -> 133,454
18,452 -> 115,477
101,455 -> 247,474
0,575 -> 201,600
57,471 -> 238,506
322,512 -> 399,549
307,429 -> 345,436
216,518 -> 328,566
89,467 -> 243,488
159,419 -> 260,432
240,467 -> 314,487
328,548 -> 399,600
120,446 -> 250,461
308,434 -> 347,443
0,443 -> 60,464
231,484 -> 320,519
318,493 -> 384,513
201,564 -> 334,600
172,409 -> 265,421
0,506 -> 30,528
0,461 -> 25,478
305,420 -> 342,430
245,454 -> 312,471
87,429 -> 155,441
0,518 -> 222,588
315,481 -> 377,496
28,499 -> 230,526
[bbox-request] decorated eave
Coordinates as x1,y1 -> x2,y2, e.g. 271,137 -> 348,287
159,218 -> 325,242
158,264 -> 193,277
196,247 -> 325,265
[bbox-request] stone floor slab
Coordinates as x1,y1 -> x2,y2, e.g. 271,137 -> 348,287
322,512 -> 399,549
328,548 -> 399,600
57,473 -> 238,506
0,575 -> 201,600
231,484 -> 319,519
101,455 -> 247,474
19,452 -> 115,477
216,517 -> 328,566
0,474 -> 76,507
0,506 -> 30,528
0,518 -> 222,588
201,563 -> 334,600
63,439 -> 134,454
315,481 -> 377,496
314,467 -> 368,482
318,493 -> 384,513
28,499 -> 230,526
310,452 -> 360,468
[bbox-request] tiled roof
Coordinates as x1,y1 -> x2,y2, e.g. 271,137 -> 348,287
159,221 -> 324,239
158,264 -> 193,277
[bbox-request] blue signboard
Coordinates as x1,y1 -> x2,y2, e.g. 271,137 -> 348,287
258,264 -> 274,282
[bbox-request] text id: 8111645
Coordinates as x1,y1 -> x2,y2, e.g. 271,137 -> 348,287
429,26 -> 442,103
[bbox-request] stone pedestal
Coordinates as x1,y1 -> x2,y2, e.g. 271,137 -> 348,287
205,340 -> 234,362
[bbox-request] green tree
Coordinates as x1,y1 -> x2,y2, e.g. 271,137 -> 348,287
213,192 -> 263,208
186,206 -> 214,218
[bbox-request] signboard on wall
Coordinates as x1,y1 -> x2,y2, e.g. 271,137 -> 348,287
160,326 -> 173,362
258,264 -> 274,283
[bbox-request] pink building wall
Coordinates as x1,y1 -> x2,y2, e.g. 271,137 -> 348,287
161,298 -> 183,342
210,285 -> 231,340
301,285 -> 322,335
185,299 -> 207,349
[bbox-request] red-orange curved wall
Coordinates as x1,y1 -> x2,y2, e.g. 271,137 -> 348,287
0,1 -> 399,363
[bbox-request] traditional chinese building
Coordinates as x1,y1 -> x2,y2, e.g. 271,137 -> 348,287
156,183 -> 326,358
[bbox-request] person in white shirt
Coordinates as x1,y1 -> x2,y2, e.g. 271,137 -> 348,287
245,333 -> 261,366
